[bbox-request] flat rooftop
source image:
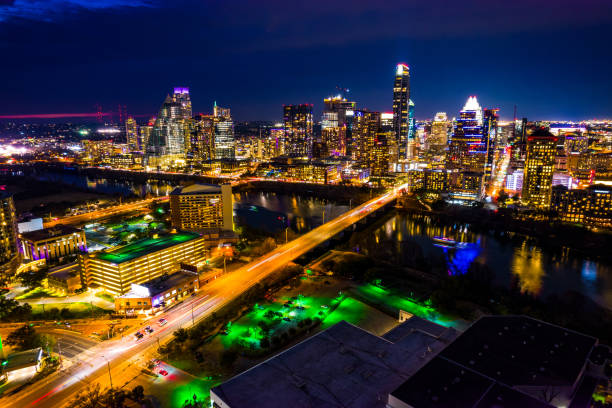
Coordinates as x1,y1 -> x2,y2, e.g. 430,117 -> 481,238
20,224 -> 82,242
93,232 -> 200,264
390,357 -> 554,408
212,318 -> 456,408
121,271 -> 197,298
170,183 -> 223,195
439,315 -> 597,388
5,348 -> 42,372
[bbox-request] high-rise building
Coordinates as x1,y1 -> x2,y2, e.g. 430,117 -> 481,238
139,118 -> 154,152
522,127 -> 557,209
428,112 -> 450,150
407,99 -> 416,157
483,108 -> 499,181
352,110 -> 381,164
146,88 -> 192,167
125,116 -> 139,152
213,103 -> 235,159
371,113 -> 394,177
169,184 -> 233,232
190,114 -> 215,162
448,96 -> 485,172
321,96 -> 356,156
392,63 -> 410,160
0,192 -> 19,283
283,104 -> 313,157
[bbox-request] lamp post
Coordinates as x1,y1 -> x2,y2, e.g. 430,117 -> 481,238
102,356 -> 113,389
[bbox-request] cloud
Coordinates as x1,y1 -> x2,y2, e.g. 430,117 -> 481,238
0,0 -> 157,22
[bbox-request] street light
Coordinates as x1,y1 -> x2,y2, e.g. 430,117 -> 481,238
101,356 -> 113,389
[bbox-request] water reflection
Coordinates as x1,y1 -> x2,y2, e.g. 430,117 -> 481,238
352,212 -> 612,309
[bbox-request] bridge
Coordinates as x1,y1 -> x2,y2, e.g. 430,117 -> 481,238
3,186 -> 403,408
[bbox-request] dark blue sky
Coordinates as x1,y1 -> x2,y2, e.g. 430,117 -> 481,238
1,0 -> 612,121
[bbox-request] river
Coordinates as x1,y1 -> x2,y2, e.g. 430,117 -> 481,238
25,170 -> 612,309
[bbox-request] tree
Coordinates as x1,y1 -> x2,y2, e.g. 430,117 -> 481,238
173,328 -> 189,343
17,268 -> 48,290
4,325 -> 53,351
131,385 -> 145,402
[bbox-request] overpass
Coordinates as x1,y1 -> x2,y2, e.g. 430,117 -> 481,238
3,185 -> 404,408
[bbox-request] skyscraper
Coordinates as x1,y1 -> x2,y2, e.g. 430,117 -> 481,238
352,110 -> 381,164
522,127 -> 557,209
190,114 -> 215,162
321,96 -> 356,156
146,88 -> 192,167
392,63 -> 410,160
283,104 -> 313,157
125,116 -> 139,152
448,96 -> 484,172
483,108 -> 499,181
371,113 -> 393,177
428,112 -> 450,150
213,103 -> 235,159
0,192 -> 19,283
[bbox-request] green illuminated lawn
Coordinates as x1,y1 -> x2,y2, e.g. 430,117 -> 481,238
95,232 -> 199,263
355,283 -> 454,327
171,378 -> 220,408
16,287 -> 64,300
30,302 -> 109,316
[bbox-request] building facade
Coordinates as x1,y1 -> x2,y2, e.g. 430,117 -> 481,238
522,128 -> 557,209
392,63 -> 411,160
20,225 -> 87,261
283,104 -> 314,157
169,184 -> 233,232
0,192 -> 19,282
79,232 -> 207,295
551,184 -> 612,228
213,104 -> 235,159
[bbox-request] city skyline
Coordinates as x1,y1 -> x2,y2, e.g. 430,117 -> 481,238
1,1 -> 612,121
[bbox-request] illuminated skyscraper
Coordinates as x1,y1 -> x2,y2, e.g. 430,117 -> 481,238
213,103 -> 235,159
483,108 -> 499,181
352,110 -> 381,164
0,192 -> 19,283
321,96 -> 356,156
371,113 -> 393,177
428,112 -> 450,150
522,127 -> 557,209
283,104 -> 313,157
190,114 -> 215,162
146,88 -> 192,167
448,96 -> 484,172
125,116 -> 139,152
392,63 -> 410,160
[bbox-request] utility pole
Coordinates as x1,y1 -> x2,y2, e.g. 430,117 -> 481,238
107,360 -> 113,389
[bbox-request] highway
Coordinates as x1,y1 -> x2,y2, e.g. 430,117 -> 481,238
43,196 -> 169,228
3,185 -> 402,408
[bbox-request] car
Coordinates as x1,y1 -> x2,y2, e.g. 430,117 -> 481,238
144,326 -> 154,334
159,369 -> 168,376
157,318 -> 167,326
320,304 -> 328,309
134,331 -> 144,340
282,317 -> 291,322
152,359 -> 161,366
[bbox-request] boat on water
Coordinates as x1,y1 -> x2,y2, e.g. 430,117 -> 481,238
432,236 -> 467,249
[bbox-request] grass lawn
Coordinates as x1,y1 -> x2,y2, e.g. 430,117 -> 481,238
30,302 -> 110,317
16,287 -> 65,300
95,292 -> 115,303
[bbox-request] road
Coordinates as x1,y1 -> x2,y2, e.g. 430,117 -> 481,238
3,186 -> 402,408
43,196 -> 169,228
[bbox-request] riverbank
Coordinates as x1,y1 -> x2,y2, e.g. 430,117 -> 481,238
398,201 -> 612,262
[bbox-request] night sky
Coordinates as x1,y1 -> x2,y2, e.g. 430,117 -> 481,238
1,0 -> 612,121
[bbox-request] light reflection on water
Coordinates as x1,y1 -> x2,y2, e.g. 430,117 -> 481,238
356,213 -> 612,310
